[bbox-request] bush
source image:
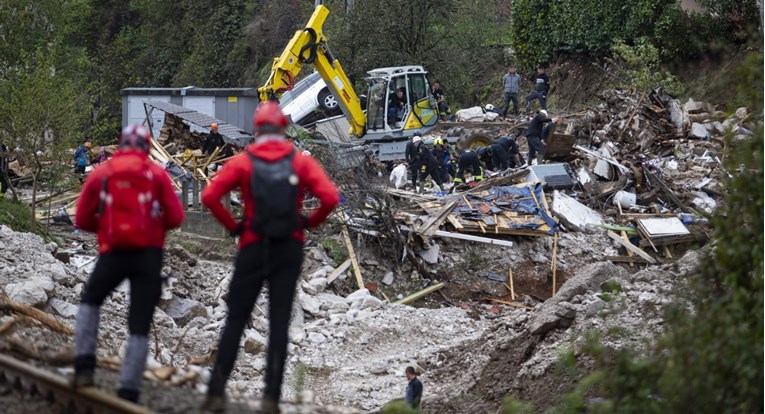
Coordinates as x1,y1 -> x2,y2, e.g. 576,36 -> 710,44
609,38 -> 684,94
0,197 -> 37,234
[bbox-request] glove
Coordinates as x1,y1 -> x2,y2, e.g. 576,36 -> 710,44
230,222 -> 244,238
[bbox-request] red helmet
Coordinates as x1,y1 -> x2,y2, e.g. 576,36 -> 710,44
253,101 -> 288,132
119,124 -> 152,152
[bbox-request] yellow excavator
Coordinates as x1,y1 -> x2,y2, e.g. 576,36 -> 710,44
258,4 -> 439,160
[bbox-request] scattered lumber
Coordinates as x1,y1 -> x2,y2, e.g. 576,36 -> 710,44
341,226 -> 364,289
607,230 -> 657,264
326,259 -> 352,284
393,283 -> 445,305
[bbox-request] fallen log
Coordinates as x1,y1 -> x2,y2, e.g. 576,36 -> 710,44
0,296 -> 73,335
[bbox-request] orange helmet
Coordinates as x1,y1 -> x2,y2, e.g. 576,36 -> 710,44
253,101 -> 288,132
119,125 -> 152,152
210,123 -> 218,131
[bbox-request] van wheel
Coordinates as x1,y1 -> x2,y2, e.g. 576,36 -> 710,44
318,89 -> 338,111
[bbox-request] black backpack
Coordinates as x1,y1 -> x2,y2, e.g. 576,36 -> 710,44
248,150 -> 300,239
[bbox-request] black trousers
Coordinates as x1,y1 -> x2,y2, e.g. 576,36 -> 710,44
0,171 -> 8,194
455,152 -> 483,183
81,249 -> 163,336
527,135 -> 546,161
208,239 -> 304,403
410,162 -> 443,189
491,145 -> 510,171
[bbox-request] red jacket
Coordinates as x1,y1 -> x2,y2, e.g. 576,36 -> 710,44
76,150 -> 185,253
202,138 -> 339,248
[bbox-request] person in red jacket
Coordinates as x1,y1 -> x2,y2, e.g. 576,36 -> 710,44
201,102 -> 339,413
71,125 -> 184,404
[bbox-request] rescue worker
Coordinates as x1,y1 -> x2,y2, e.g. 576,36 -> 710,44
492,133 -> 524,170
404,366 -> 423,410
201,102 -> 339,413
410,136 -> 444,192
454,149 -> 484,184
525,110 -> 558,165
203,123 -> 225,155
477,146 -> 494,171
71,125 -> 185,403
73,141 -> 92,174
431,138 -> 451,184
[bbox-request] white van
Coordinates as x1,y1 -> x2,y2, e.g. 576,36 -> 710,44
280,72 -> 339,125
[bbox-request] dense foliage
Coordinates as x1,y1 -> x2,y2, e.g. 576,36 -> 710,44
510,0 -> 761,65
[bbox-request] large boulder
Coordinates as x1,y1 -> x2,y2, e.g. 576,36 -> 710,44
455,107 -> 485,122
162,296 -> 208,327
5,276 -> 55,308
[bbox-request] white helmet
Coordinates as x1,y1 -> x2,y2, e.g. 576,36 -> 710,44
539,109 -> 549,117
485,104 -> 495,111
412,136 -> 422,144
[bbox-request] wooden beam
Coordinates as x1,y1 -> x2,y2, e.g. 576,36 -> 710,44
326,259 -> 352,284
393,283 -> 445,305
644,170 -> 690,213
341,226 -> 364,289
432,229 -> 514,247
607,230 -> 657,264
507,266 -> 515,300
551,233 -> 559,296
605,255 -> 650,264
483,297 -> 535,311
417,200 -> 457,237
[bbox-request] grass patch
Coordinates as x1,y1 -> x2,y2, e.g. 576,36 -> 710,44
0,197 -> 39,234
320,238 -> 348,263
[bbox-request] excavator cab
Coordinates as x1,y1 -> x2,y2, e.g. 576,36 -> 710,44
363,66 -> 438,141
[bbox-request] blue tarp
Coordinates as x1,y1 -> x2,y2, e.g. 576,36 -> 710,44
455,182 -> 559,235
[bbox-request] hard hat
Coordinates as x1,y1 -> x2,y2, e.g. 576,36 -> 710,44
539,110 -> 549,117
253,102 -> 288,132
433,137 -> 444,146
119,125 -> 152,152
210,123 -> 218,131
302,150 -> 311,156
485,104 -> 495,111
412,136 -> 422,144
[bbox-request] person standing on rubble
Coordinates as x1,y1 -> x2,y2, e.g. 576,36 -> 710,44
200,102 -> 339,413
71,125 -> 185,403
404,366 -> 424,410
410,136 -> 445,193
526,110 -> 558,165
203,123 -> 225,155
524,65 -> 550,111
454,149 -> 484,184
502,65 -> 522,117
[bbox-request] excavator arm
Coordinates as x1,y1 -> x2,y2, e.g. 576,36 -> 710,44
257,5 -> 366,137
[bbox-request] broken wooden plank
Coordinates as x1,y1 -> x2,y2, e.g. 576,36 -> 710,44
644,170 -> 690,212
393,283 -> 445,305
484,297 -> 535,311
621,230 -> 635,267
0,296 -> 73,335
573,145 -> 630,174
417,200 -> 457,237
551,233 -> 559,296
326,259 -> 352,284
432,229 -> 513,247
605,255 -> 650,264
341,226 -> 364,289
506,265 -> 515,301
607,230 -> 657,264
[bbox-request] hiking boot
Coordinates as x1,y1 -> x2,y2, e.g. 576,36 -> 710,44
202,395 -> 226,412
259,399 -> 281,414
117,388 -> 139,403
69,370 -> 94,389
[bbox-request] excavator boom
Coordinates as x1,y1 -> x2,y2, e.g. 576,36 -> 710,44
258,5 -> 366,137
